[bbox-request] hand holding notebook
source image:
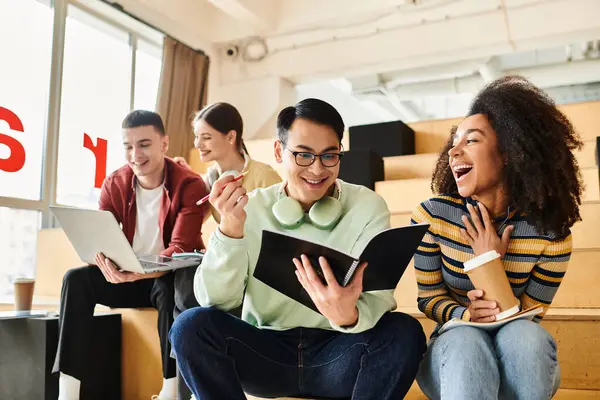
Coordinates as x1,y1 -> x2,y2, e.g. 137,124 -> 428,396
437,305 -> 544,335
253,223 -> 429,313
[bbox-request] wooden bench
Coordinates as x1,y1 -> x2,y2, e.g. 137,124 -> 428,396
30,219 -> 600,398
34,228 -> 164,399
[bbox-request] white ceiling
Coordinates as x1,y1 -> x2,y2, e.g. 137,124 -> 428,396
109,0 -> 600,123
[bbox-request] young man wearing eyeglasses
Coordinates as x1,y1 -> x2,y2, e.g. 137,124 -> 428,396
170,98 -> 426,400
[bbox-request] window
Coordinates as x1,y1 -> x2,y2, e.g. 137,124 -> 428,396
0,0 -> 53,200
56,6 -> 133,208
0,208 -> 41,299
0,0 -> 53,300
0,0 -> 163,299
56,5 -> 163,208
134,40 -> 163,112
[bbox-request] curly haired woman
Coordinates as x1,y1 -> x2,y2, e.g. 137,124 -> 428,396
412,76 -> 584,400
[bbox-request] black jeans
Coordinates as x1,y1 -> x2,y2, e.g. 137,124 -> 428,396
52,265 -> 177,381
173,266 -> 200,400
170,307 -> 426,400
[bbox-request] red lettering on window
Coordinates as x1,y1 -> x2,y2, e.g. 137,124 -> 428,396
0,106 -> 26,173
83,133 -> 108,188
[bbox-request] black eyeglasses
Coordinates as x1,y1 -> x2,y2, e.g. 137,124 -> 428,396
285,148 -> 343,167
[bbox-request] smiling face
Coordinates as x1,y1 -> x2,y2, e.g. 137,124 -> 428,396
193,119 -> 236,163
274,118 -> 341,210
448,113 -> 506,198
122,125 -> 168,180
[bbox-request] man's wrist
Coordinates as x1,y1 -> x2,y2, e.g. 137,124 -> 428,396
335,307 -> 359,327
219,216 -> 244,239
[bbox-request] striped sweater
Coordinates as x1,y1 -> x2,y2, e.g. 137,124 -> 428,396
411,194 -> 572,325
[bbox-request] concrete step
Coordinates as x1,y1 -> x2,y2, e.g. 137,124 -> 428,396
377,167 -> 599,214
400,387 -> 600,400
555,390 -> 600,399
409,118 -> 461,154
383,140 -> 596,180
247,388 -> 600,400
561,101 -> 600,143
375,177 -> 433,213
410,101 -> 600,154
583,168 -> 600,202
394,307 -> 600,391
577,140 -> 598,169
384,153 -> 439,180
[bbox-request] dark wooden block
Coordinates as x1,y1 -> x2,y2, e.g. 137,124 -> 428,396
349,120 -> 415,158
338,149 -> 384,190
0,313 -> 121,400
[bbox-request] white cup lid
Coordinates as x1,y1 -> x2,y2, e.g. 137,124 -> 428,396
463,250 -> 501,272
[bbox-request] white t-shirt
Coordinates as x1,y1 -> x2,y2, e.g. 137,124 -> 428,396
132,183 -> 166,257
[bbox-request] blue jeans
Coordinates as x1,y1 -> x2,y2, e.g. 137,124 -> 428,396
417,320 -> 560,400
170,307 -> 426,400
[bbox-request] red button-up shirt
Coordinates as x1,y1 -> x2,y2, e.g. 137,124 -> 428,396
98,157 -> 209,256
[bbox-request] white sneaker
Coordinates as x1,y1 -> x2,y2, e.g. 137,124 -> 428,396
151,396 -> 176,400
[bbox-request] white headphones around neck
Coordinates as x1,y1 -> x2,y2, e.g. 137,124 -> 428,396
272,180 -> 343,230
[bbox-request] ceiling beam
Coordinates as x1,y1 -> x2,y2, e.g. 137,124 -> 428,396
206,0 -> 277,32
218,0 -> 600,84
385,93 -> 422,122
478,57 -> 504,83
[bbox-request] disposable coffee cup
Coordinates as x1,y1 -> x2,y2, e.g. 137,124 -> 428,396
13,278 -> 35,311
464,251 -> 519,321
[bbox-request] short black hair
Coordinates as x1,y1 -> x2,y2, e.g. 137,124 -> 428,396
122,110 -> 166,136
276,98 -> 344,144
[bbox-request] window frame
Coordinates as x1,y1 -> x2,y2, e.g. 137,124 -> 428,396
0,0 -> 163,229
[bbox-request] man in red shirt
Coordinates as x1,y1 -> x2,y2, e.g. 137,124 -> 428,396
52,110 -> 209,400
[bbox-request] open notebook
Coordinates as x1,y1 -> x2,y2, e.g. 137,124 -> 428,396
253,223 -> 429,313
437,305 -> 544,335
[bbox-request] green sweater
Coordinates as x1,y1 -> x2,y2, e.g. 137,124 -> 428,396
194,180 -> 397,333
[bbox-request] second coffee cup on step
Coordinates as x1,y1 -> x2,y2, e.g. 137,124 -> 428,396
13,278 -> 36,311
464,250 -> 519,321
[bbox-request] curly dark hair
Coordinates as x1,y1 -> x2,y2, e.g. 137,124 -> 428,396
431,76 -> 584,237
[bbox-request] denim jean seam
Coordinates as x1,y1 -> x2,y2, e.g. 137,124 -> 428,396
225,336 -> 297,367
302,342 -> 369,369
438,337 -> 448,398
547,336 -> 559,399
549,335 -> 558,362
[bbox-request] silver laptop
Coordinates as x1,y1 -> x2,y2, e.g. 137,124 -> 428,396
50,205 -> 202,274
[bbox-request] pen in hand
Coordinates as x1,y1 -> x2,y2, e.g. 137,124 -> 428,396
196,170 -> 248,206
